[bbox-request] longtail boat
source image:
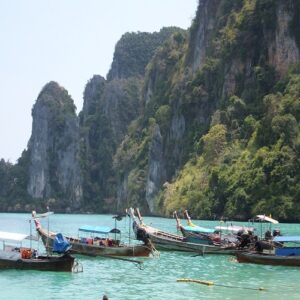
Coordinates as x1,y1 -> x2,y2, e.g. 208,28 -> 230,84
32,211 -> 153,257
129,208 -> 238,255
236,235 -> 300,267
174,211 -> 254,246
174,211 -> 224,245
0,230 -> 75,272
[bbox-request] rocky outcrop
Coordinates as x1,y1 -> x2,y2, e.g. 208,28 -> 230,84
103,78 -> 142,145
5,1 -> 300,216
146,125 -> 165,212
268,1 -> 300,76
188,0 -> 220,72
81,75 -> 106,120
27,82 -> 82,210
107,27 -> 184,81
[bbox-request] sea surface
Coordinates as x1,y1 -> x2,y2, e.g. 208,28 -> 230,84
0,213 -> 300,300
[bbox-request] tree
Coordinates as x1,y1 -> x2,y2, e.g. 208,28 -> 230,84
202,124 -> 227,163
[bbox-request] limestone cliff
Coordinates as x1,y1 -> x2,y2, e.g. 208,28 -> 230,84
107,27 -> 184,81
113,0 -> 300,215
187,0 -> 220,72
27,82 -> 82,211
79,73 -> 142,211
146,124 -> 165,212
80,29 -> 180,212
2,1 -> 300,219
267,1 -> 300,75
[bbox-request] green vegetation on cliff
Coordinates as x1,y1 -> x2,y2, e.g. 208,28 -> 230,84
155,0 -> 300,221
162,74 -> 300,221
113,0 -> 300,221
0,151 -> 33,211
1,1 -> 300,221
107,27 -> 185,80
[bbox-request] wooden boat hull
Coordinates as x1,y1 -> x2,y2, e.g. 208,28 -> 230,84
0,250 -> 74,272
236,252 -> 300,267
180,227 -> 238,245
150,233 -> 236,254
180,228 -> 216,245
37,227 -> 152,257
133,222 -> 237,255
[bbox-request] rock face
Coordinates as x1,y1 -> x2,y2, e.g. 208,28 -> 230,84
107,27 -> 184,81
4,3 -> 300,215
189,0 -> 220,72
146,125 -> 165,212
27,82 -> 82,211
268,1 -> 300,76
79,29 -> 180,212
116,0 -> 300,214
79,75 -> 142,211
81,75 -> 106,119
103,78 -> 142,145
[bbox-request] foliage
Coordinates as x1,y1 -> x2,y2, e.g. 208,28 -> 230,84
2,2 -> 300,221
107,27 -> 185,80
112,1 -> 300,219
0,151 -> 34,212
164,74 -> 300,221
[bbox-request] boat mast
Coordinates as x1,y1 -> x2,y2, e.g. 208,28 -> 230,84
129,212 -> 131,245
114,218 -> 117,241
47,206 -> 50,255
136,208 -> 143,225
173,211 -> 181,233
29,219 -> 32,250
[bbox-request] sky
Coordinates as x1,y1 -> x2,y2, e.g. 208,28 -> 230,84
0,0 -> 198,163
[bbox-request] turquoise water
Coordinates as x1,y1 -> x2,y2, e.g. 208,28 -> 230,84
1,213 -> 300,300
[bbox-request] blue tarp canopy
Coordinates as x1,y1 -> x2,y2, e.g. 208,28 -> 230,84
273,236 -> 300,243
78,225 -> 118,234
53,233 -> 71,253
182,225 -> 215,234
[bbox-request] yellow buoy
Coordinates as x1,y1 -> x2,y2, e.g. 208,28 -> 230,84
177,278 -> 267,291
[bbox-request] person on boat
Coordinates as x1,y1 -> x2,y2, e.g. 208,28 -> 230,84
273,229 -> 281,237
237,230 -> 256,249
254,240 -> 273,252
264,230 -> 272,240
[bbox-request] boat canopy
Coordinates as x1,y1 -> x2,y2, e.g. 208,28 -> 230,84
0,231 -> 30,242
32,211 -> 54,219
183,225 -> 215,234
273,236 -> 300,243
215,225 -> 255,233
256,215 -> 279,224
78,225 -> 120,235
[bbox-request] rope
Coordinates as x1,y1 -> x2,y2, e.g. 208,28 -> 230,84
145,238 -> 160,258
177,278 -> 267,291
69,248 -> 144,269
